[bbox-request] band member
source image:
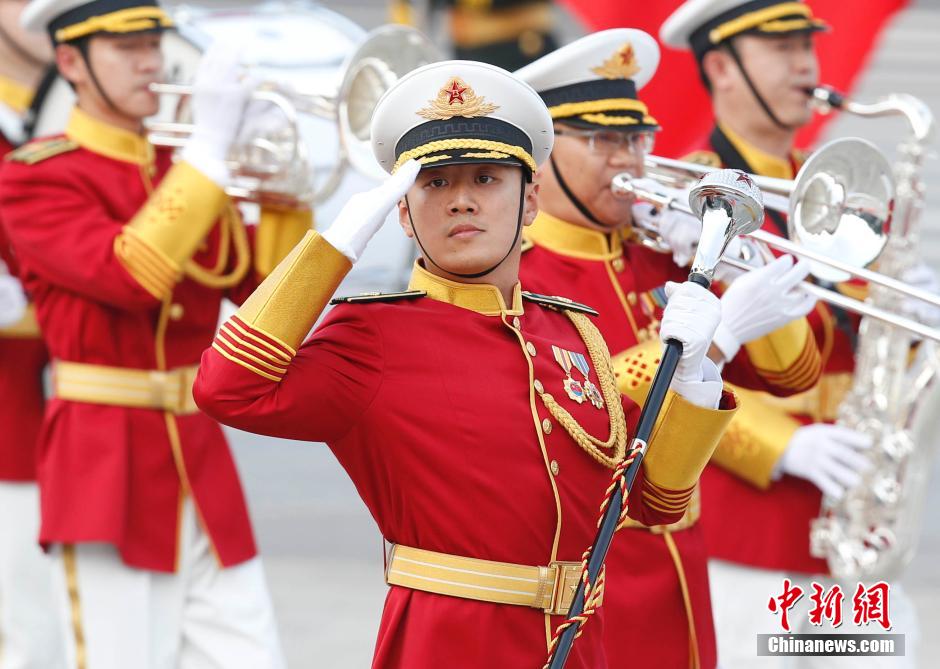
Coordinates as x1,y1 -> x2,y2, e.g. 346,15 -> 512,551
0,0 -> 312,665
514,28 -> 821,669
193,59 -> 739,668
0,2 -> 64,666
660,1 -> 932,665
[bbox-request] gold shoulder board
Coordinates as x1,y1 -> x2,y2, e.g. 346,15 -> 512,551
522,291 -> 599,316
680,149 -> 721,167
5,138 -> 80,165
330,290 -> 427,305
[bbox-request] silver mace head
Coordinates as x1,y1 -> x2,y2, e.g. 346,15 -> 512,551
688,169 -> 765,284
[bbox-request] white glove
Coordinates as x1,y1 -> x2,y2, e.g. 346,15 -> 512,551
776,424 -> 873,500
180,42 -> 252,188
899,262 -> 940,327
712,255 -> 817,362
713,236 -> 768,283
629,178 -> 701,267
0,274 -> 28,328
322,160 -> 422,263
660,280 -> 724,408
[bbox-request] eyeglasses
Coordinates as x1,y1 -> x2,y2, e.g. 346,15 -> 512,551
554,128 -> 656,156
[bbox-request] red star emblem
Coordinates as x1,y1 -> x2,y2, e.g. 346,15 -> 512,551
735,171 -> 754,187
619,45 -> 635,66
445,80 -> 468,105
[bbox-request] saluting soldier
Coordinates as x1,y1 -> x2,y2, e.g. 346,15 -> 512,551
193,59 -> 739,668
660,1 -> 933,665
513,28 -> 822,669
0,2 -> 64,666
0,0 -> 312,666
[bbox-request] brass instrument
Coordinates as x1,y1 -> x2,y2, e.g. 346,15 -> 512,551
807,86 -> 940,581
611,138 -> 940,343
148,24 -> 440,207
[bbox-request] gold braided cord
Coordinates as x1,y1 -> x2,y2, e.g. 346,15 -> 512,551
55,7 -> 173,42
757,18 -> 825,33
537,311 -> 627,469
183,203 -> 251,289
393,139 -> 536,173
461,151 -> 510,160
549,98 -> 648,120
709,2 -> 812,44
576,112 -> 660,127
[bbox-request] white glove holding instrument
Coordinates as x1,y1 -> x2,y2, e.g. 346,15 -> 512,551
712,255 -> 817,362
0,272 -> 27,328
180,42 -> 254,188
323,160 -> 422,263
660,281 -> 724,408
775,424 -> 873,500
629,178 -> 700,267
899,262 -> 940,328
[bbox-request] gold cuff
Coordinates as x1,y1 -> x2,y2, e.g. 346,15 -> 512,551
115,161 -> 228,298
611,338 -> 662,405
743,317 -> 821,390
0,303 -> 41,338
235,231 -> 352,351
254,207 -> 314,278
711,384 -> 801,489
643,390 -> 738,491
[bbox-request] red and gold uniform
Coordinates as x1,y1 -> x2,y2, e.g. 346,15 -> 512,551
193,228 -> 739,668
0,75 -> 46,484
684,124 -> 858,574
0,107 -> 309,572
514,28 -> 822,669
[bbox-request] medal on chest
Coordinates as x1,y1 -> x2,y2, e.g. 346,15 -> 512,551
552,345 -> 604,410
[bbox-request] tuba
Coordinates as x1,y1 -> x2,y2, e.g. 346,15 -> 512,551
808,86 -> 940,581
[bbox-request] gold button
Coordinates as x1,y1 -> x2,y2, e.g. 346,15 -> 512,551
612,257 -> 625,273
550,460 -> 560,476
542,418 -> 552,435
627,292 -> 637,306
168,303 -> 185,321
513,317 -> 521,329
526,342 -> 537,356
534,379 -> 544,394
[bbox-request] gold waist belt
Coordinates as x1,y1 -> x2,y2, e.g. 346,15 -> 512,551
618,485 -> 701,533
53,360 -> 200,415
385,544 -> 594,616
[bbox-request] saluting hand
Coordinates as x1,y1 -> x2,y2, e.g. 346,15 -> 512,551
322,160 -> 422,263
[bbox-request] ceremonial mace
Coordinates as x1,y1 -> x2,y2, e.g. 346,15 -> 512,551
546,169 -> 765,669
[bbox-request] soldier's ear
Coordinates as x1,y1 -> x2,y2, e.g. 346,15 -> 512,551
701,48 -> 734,93
398,199 -> 415,238
522,181 -> 539,227
55,43 -> 87,87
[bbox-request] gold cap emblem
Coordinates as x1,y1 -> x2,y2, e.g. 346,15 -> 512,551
417,76 -> 500,121
590,42 -> 640,80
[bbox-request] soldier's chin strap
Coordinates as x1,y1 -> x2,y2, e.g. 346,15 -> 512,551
549,154 -> 607,228
74,38 -> 139,124
724,40 -> 799,131
406,168 -> 527,279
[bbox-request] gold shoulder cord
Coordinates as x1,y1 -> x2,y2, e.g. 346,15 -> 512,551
537,311 -> 628,469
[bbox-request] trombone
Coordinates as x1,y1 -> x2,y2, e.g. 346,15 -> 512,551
611,137 -> 940,343
146,25 -> 441,206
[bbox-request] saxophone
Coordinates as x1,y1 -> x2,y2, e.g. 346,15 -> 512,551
807,87 -> 940,581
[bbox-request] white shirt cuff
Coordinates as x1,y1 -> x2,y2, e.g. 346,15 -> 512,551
711,321 -> 741,363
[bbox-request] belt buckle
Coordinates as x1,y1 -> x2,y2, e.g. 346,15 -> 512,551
546,561 -> 583,616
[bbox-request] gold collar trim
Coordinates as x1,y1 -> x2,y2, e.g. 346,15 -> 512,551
65,107 -> 154,165
0,75 -> 33,113
525,211 -> 625,261
719,123 -> 794,180
408,261 -> 523,316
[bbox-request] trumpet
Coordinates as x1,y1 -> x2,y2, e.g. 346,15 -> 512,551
611,137 -> 940,343
146,25 -> 440,206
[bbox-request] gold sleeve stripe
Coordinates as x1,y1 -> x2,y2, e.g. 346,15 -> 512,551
753,337 -> 821,391
211,342 -> 284,383
215,330 -> 289,375
219,323 -> 291,369
641,492 -> 692,515
644,480 -> 696,501
229,315 -> 296,359
113,231 -> 179,299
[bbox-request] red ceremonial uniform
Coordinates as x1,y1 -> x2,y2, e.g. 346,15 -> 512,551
0,119 -> 47,483
0,108 -> 309,571
519,210 -> 822,668
683,124 -> 859,575
193,230 -> 738,668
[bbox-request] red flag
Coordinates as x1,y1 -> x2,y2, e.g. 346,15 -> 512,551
558,0 -> 909,157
